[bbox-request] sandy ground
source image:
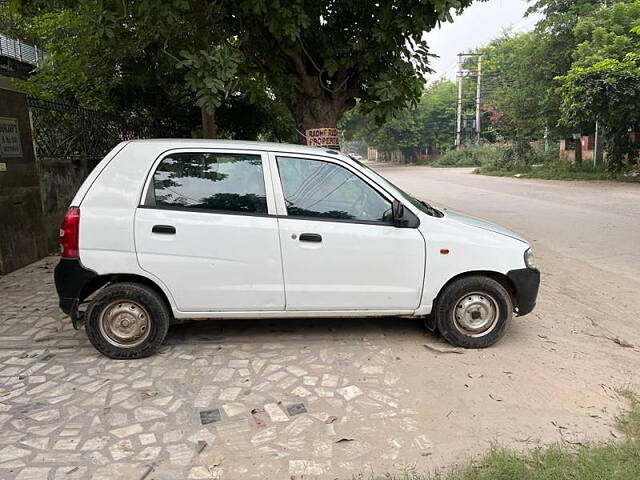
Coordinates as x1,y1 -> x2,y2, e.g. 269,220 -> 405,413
369,165 -> 640,465
1,165 -> 639,479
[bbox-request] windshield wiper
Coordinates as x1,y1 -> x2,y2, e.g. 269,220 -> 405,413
418,199 -> 443,218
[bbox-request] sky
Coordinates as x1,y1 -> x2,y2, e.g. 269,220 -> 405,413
424,0 -> 542,80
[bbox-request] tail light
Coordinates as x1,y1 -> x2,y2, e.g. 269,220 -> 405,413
60,207 -> 80,258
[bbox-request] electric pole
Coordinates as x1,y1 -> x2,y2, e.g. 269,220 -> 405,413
475,54 -> 482,144
455,54 -> 463,149
455,52 -> 483,149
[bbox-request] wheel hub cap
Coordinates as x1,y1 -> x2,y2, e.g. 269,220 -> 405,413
99,301 -> 150,348
453,293 -> 499,337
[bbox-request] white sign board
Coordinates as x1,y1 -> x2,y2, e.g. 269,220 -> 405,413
306,127 -> 339,149
0,117 -> 22,158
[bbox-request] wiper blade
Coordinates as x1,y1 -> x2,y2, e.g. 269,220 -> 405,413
418,199 -> 443,218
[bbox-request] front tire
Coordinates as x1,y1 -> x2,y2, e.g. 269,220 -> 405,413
85,282 -> 170,359
434,276 -> 512,349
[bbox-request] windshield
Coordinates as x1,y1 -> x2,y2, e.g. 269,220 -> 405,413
348,157 -> 444,218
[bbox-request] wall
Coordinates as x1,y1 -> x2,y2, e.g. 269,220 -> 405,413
37,155 -> 96,250
0,78 -> 48,274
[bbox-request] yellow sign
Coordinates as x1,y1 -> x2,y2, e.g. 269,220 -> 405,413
306,127 -> 339,149
0,162 -> 6,172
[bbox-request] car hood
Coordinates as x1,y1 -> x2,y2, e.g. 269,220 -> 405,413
442,209 -> 527,244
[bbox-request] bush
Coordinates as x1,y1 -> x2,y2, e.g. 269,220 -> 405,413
433,145 -> 505,167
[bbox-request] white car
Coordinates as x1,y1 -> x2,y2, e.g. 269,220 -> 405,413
55,140 -> 539,359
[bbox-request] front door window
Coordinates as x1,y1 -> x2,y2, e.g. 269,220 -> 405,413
276,156 -> 392,223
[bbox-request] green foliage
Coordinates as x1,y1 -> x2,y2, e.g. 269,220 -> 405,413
340,80 -> 457,157
225,0 -> 478,126
434,145 -> 504,167
6,0 -> 482,138
480,31 -> 564,141
560,58 -> 640,170
555,1 -> 640,171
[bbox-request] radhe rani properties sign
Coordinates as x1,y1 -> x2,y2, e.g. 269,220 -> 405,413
306,127 -> 340,149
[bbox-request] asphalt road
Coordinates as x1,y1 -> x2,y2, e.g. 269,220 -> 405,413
373,165 -> 640,281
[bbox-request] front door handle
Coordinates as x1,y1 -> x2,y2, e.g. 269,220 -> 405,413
152,225 -> 176,235
299,233 -> 322,243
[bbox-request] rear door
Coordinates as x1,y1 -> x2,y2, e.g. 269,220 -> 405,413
135,149 -> 285,312
270,153 -> 426,311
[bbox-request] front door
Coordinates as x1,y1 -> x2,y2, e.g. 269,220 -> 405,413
272,154 -> 425,311
135,150 -> 285,312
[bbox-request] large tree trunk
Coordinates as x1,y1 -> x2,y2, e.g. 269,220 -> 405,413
292,93 -> 356,147
201,107 -> 217,139
273,44 -> 358,147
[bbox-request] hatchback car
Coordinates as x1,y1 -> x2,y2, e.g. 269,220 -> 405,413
54,140 -> 539,359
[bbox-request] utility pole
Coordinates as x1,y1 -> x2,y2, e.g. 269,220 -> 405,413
455,52 -> 483,149
455,54 -> 463,149
544,127 -> 549,153
475,54 -> 482,144
594,121 -> 604,165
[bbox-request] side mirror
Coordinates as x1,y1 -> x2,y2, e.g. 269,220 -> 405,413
392,200 -> 420,228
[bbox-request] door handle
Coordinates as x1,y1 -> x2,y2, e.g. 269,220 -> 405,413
152,225 -> 176,234
299,233 -> 322,243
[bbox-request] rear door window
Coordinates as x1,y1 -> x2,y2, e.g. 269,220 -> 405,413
150,152 -> 267,214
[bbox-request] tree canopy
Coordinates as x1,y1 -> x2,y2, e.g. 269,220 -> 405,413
3,0 -> 482,143
340,79 -> 457,160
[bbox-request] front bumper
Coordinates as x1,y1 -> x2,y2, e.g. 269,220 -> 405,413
507,267 -> 540,316
54,258 -> 97,329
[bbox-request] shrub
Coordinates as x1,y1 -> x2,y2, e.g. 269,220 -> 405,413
433,145 -> 505,167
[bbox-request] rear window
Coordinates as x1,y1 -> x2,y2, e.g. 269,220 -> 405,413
150,152 -> 267,214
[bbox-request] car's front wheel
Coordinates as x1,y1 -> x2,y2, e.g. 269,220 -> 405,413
434,276 -> 513,349
85,282 -> 170,359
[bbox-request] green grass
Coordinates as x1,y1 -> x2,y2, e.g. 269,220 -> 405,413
353,390 -> 640,480
429,145 -> 504,168
477,163 -> 640,182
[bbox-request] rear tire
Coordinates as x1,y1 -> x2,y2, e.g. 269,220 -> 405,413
434,276 -> 512,349
85,282 -> 170,359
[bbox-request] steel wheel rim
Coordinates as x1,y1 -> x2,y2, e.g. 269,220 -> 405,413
452,292 -> 500,338
99,300 -> 151,348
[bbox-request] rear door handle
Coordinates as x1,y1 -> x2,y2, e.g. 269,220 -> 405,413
299,233 -> 322,243
152,225 -> 176,235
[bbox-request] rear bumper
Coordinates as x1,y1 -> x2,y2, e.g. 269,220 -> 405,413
507,268 -> 540,316
54,258 -> 97,328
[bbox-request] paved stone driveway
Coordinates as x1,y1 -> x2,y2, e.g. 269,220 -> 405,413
0,257 -> 433,479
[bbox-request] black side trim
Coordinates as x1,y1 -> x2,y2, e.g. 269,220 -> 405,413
54,258 -> 98,328
507,268 -> 540,316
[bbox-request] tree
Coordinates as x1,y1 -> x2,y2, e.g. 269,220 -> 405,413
229,1 -> 478,143
480,32 -> 558,141
7,0 -> 481,144
416,80 -> 458,154
558,0 -> 640,170
340,79 -> 457,160
3,0 -> 242,137
560,58 -> 640,170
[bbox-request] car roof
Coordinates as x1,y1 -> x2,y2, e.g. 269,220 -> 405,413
126,138 -> 346,158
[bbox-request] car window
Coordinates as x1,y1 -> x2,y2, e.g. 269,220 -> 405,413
277,156 -> 392,223
152,152 -> 267,214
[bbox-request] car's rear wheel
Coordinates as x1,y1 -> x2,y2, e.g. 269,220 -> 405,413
85,282 -> 170,359
434,276 -> 513,349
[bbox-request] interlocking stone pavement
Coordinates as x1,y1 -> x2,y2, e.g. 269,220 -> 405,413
0,257 -> 435,479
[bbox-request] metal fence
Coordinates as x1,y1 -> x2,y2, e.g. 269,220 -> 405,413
0,34 -> 47,66
26,97 -> 185,163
